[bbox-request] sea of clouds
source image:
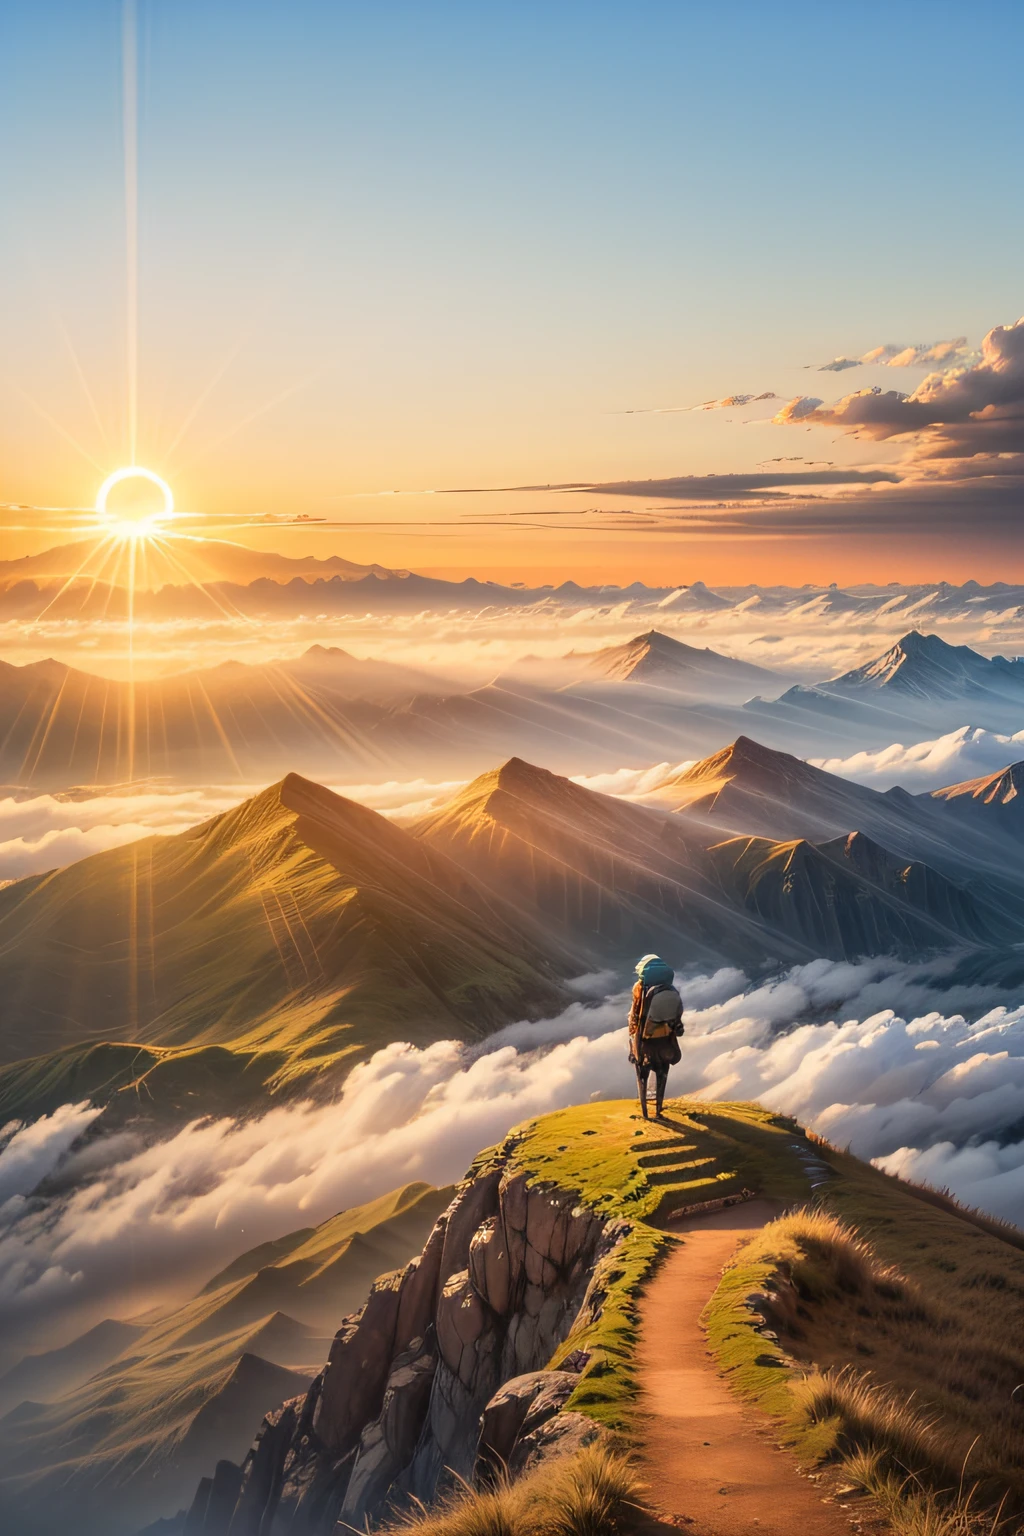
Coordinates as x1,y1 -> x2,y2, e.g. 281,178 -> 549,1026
811,724 -> 1024,792
3,956 -> 1024,1355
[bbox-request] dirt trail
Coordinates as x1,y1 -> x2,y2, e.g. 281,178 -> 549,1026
636,1200 -> 855,1536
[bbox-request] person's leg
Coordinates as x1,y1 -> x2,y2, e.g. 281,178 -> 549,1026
635,1061 -> 650,1118
654,1066 -> 669,1117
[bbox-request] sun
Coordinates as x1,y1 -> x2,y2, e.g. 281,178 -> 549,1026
95,466 -> 176,539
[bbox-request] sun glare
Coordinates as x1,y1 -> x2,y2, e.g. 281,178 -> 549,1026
96,465 -> 175,538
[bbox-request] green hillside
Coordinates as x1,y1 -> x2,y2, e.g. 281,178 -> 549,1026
0,1181 -> 452,1536
0,774 -> 574,1120
465,1100 -> 1024,1531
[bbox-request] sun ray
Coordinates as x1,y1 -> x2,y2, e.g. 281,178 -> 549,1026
170,363 -> 333,478
122,0 -> 139,465
32,531 -> 124,623
15,386 -> 108,474
159,337 -> 247,465
49,309 -> 115,463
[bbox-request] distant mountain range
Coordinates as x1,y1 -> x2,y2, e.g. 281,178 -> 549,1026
0,631 -> 771,787
0,537 -> 404,588
2,541 -> 1024,624
3,741 -> 1023,1126
655,734 -> 1024,896
2,629 -> 1021,788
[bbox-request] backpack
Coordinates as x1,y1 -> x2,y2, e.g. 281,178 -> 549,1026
641,983 -> 684,1040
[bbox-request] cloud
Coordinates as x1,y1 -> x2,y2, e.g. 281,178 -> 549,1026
877,1138 -> 1024,1216
813,340 -> 972,373
883,338 -> 972,368
693,392 -> 779,411
614,392 -> 778,415
584,466 -> 899,500
811,725 -> 1024,793
772,396 -> 825,423
0,1103 -> 102,1205
3,956 -> 1023,1348
0,788 -> 251,881
782,318 -> 1024,458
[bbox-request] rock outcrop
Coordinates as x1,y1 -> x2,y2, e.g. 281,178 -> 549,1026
185,1139 -> 623,1535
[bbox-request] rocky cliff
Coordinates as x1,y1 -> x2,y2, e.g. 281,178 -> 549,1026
183,1136 -> 627,1535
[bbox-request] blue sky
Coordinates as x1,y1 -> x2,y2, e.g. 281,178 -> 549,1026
1,1 -> 1022,579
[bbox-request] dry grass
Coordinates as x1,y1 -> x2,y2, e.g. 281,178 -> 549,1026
382,1446 -> 644,1536
841,1449 -> 1009,1536
708,1207 -> 1024,1536
794,1368 -> 962,1490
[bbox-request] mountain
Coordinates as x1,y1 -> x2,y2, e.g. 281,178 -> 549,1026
0,773 -> 573,1120
169,1101 -> 1024,1536
751,632 -> 1024,744
415,757 -> 1008,967
579,629 -> 779,697
275,644 -> 458,700
0,1320 -> 145,1418
0,648 -> 748,790
654,734 -> 1024,906
0,538 -> 404,589
928,761 -> 1024,839
655,579 -> 733,611
0,648 -> 466,787
708,829 -> 993,956
0,1182 -> 448,1536
827,630 -> 1024,701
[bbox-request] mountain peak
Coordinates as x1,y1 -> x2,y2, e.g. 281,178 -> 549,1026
676,734 -> 804,786
931,759 -> 1024,808
493,755 -> 561,789
582,630 -> 776,692
826,629 -> 1024,702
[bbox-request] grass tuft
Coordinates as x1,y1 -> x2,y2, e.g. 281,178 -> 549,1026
794,1367 -> 957,1486
382,1447 -> 644,1536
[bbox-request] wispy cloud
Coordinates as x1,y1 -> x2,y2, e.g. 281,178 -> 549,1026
613,391 -> 778,416
810,338 -> 973,373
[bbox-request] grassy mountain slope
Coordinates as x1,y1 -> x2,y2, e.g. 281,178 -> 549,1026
448,1101 -> 1024,1529
0,1182 -> 451,1536
0,1320 -> 146,1420
708,830 -> 995,954
416,757 -> 1010,966
657,734 -> 1024,909
0,773 -> 574,1113
443,1097 -> 1024,1510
